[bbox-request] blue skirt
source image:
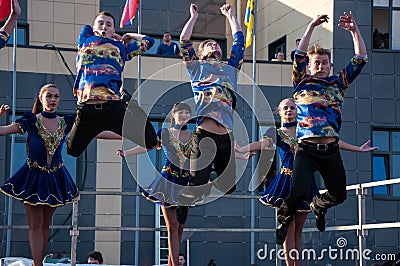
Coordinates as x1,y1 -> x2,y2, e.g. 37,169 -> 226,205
259,173 -> 320,212
0,162 -> 79,207
142,168 -> 202,207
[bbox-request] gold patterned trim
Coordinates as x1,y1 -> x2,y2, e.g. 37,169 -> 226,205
161,166 -> 190,178
142,190 -> 202,207
37,116 -> 66,155
0,186 -> 79,207
27,159 -> 63,173
0,31 -> 9,42
280,166 -> 293,176
259,194 -> 311,213
11,122 -> 24,135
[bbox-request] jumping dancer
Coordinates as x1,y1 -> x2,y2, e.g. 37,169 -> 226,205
237,98 -> 377,265
66,11 -> 157,157
275,11 -> 368,244
179,3 -> 245,201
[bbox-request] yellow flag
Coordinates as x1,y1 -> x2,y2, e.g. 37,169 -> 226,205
244,0 -> 254,48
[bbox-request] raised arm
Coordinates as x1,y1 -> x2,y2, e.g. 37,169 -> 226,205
338,11 -> 367,57
180,4 -> 198,41
116,146 -> 151,157
0,0 -> 21,36
220,4 -> 242,36
0,104 -> 22,136
339,139 -> 378,152
297,14 -> 329,53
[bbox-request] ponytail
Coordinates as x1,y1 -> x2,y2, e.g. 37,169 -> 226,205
32,97 -> 43,114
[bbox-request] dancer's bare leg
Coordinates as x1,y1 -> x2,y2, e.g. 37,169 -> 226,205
162,207 -> 181,266
25,204 -> 55,266
293,213 -> 308,266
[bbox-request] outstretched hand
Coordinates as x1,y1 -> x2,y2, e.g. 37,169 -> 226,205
11,0 -> 21,17
236,151 -> 256,160
116,149 -> 125,157
359,139 -> 379,152
190,4 -> 198,18
338,11 -> 358,32
311,14 -> 329,28
220,4 -> 233,17
0,104 -> 10,116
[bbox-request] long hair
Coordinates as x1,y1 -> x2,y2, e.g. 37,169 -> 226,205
170,102 -> 191,128
32,84 -> 58,114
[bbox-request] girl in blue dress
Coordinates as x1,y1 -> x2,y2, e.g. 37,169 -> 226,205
236,98 -> 378,266
117,102 -> 195,266
0,84 -> 78,266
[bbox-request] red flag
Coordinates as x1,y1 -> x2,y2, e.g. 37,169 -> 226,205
0,0 -> 11,21
120,0 -> 139,29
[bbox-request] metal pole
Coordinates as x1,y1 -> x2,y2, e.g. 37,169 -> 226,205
357,186 -> 367,266
135,1 -> 142,264
6,24 -> 18,258
186,238 -> 190,266
70,199 -> 79,266
250,0 -> 258,264
236,0 -> 241,26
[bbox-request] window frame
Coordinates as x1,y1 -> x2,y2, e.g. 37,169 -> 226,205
372,0 -> 400,51
372,127 -> 400,199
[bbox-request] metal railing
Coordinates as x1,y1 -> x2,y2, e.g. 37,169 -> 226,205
1,178 -> 400,266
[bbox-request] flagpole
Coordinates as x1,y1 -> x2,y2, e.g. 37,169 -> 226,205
135,0 -> 142,265
250,0 -> 257,264
6,23 -> 17,258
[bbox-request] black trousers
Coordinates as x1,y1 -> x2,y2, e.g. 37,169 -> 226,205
66,100 -> 157,157
189,128 -> 236,195
277,140 -> 347,225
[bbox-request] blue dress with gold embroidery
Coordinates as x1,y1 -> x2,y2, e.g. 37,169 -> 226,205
0,112 -> 79,207
259,128 -> 319,212
142,128 -> 196,207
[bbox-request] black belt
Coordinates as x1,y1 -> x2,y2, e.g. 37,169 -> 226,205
79,101 -> 119,110
299,139 -> 339,151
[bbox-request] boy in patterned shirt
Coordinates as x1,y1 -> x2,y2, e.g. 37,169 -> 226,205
275,11 -> 368,244
67,11 -> 157,157
179,3 -> 244,202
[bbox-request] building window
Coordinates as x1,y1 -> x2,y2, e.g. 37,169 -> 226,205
372,0 -> 400,50
372,129 -> 400,197
3,25 -> 28,46
268,36 -> 286,61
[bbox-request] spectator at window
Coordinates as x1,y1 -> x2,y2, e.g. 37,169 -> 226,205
290,38 -> 301,61
272,51 -> 286,62
156,32 -> 180,56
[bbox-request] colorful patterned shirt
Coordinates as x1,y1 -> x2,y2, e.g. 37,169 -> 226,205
0,31 -> 10,49
292,50 -> 367,139
74,25 -> 154,104
181,31 -> 245,129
